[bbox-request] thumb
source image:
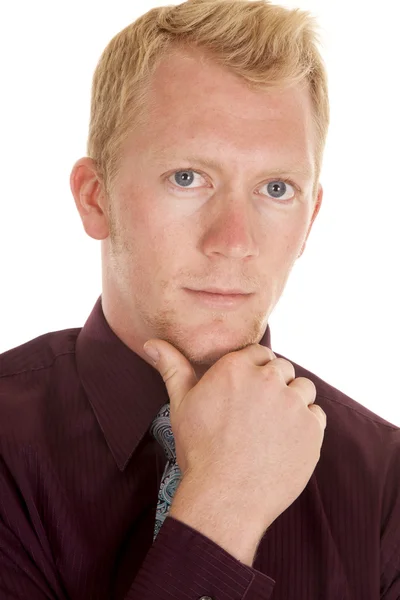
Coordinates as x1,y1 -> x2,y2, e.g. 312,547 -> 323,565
143,339 -> 198,411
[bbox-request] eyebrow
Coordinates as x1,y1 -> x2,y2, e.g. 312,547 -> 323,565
158,153 -> 313,179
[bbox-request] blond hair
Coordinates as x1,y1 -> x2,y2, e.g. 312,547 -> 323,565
88,0 -> 330,198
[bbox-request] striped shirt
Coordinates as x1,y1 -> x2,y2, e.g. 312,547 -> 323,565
0,295 -> 399,599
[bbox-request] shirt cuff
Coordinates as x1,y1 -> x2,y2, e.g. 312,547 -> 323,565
128,515 -> 275,600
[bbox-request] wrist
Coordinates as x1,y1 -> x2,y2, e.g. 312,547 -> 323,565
169,477 -> 263,566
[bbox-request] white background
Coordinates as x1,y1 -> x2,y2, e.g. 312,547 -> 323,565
0,1 -> 399,425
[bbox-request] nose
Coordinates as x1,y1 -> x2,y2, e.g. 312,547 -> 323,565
200,195 -> 259,260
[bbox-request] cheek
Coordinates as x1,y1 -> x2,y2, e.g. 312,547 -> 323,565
285,232 -> 304,255
136,219 -> 186,276
264,224 -> 305,268
283,217 -> 310,252
121,209 -> 189,284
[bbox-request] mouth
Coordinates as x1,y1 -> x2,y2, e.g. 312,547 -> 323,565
184,288 -> 253,309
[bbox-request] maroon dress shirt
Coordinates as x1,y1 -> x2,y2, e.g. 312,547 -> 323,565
0,295 -> 399,599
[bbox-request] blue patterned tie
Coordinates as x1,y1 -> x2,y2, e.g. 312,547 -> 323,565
149,402 -> 183,541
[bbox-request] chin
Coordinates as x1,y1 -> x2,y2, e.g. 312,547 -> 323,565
147,304 -> 266,365
182,328 -> 259,367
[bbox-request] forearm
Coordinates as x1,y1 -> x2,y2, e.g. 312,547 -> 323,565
169,476 -> 264,567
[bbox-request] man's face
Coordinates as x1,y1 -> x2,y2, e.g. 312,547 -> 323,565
101,49 -> 322,375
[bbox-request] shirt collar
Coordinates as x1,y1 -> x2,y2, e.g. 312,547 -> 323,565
75,295 -> 272,471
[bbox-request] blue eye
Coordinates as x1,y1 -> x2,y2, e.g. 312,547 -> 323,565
168,169 -> 296,201
262,180 -> 295,201
173,170 -> 197,187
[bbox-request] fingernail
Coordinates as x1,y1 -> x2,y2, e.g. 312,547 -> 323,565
143,343 -> 160,365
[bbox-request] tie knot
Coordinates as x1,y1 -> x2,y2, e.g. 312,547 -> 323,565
149,402 -> 176,461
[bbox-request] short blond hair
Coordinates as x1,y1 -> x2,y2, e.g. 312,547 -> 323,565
88,0 -> 330,198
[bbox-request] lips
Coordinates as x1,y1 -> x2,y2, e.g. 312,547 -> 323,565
184,288 -> 253,309
190,288 -> 250,295
197,291 -> 244,298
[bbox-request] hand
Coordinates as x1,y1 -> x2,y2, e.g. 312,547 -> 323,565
144,340 -> 327,533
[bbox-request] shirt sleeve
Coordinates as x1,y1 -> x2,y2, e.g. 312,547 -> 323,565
380,428 -> 400,599
381,554 -> 400,600
125,516 -> 275,600
0,450 -> 275,600
0,452 -> 68,600
0,518 -> 68,600
0,516 -> 275,600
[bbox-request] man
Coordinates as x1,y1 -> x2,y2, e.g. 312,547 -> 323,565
0,0 -> 399,598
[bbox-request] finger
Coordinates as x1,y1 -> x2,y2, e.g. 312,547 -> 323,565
143,339 -> 198,412
309,404 -> 327,429
288,376 -> 317,407
230,343 -> 276,367
264,357 -> 296,385
288,377 -> 326,428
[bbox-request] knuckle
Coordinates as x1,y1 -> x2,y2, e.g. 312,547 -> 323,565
301,377 -> 317,397
282,358 -> 294,370
221,353 -> 240,369
263,347 -> 275,361
160,364 -> 179,384
263,363 -> 281,381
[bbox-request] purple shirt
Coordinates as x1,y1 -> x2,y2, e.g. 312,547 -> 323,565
0,295 -> 399,599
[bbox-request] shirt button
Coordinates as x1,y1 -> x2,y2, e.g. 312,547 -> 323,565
199,597 -> 213,600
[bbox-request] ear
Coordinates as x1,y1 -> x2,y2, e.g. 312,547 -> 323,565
298,183 -> 323,258
70,157 -> 110,240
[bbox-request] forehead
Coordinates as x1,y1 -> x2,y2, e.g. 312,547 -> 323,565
126,49 -> 316,171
